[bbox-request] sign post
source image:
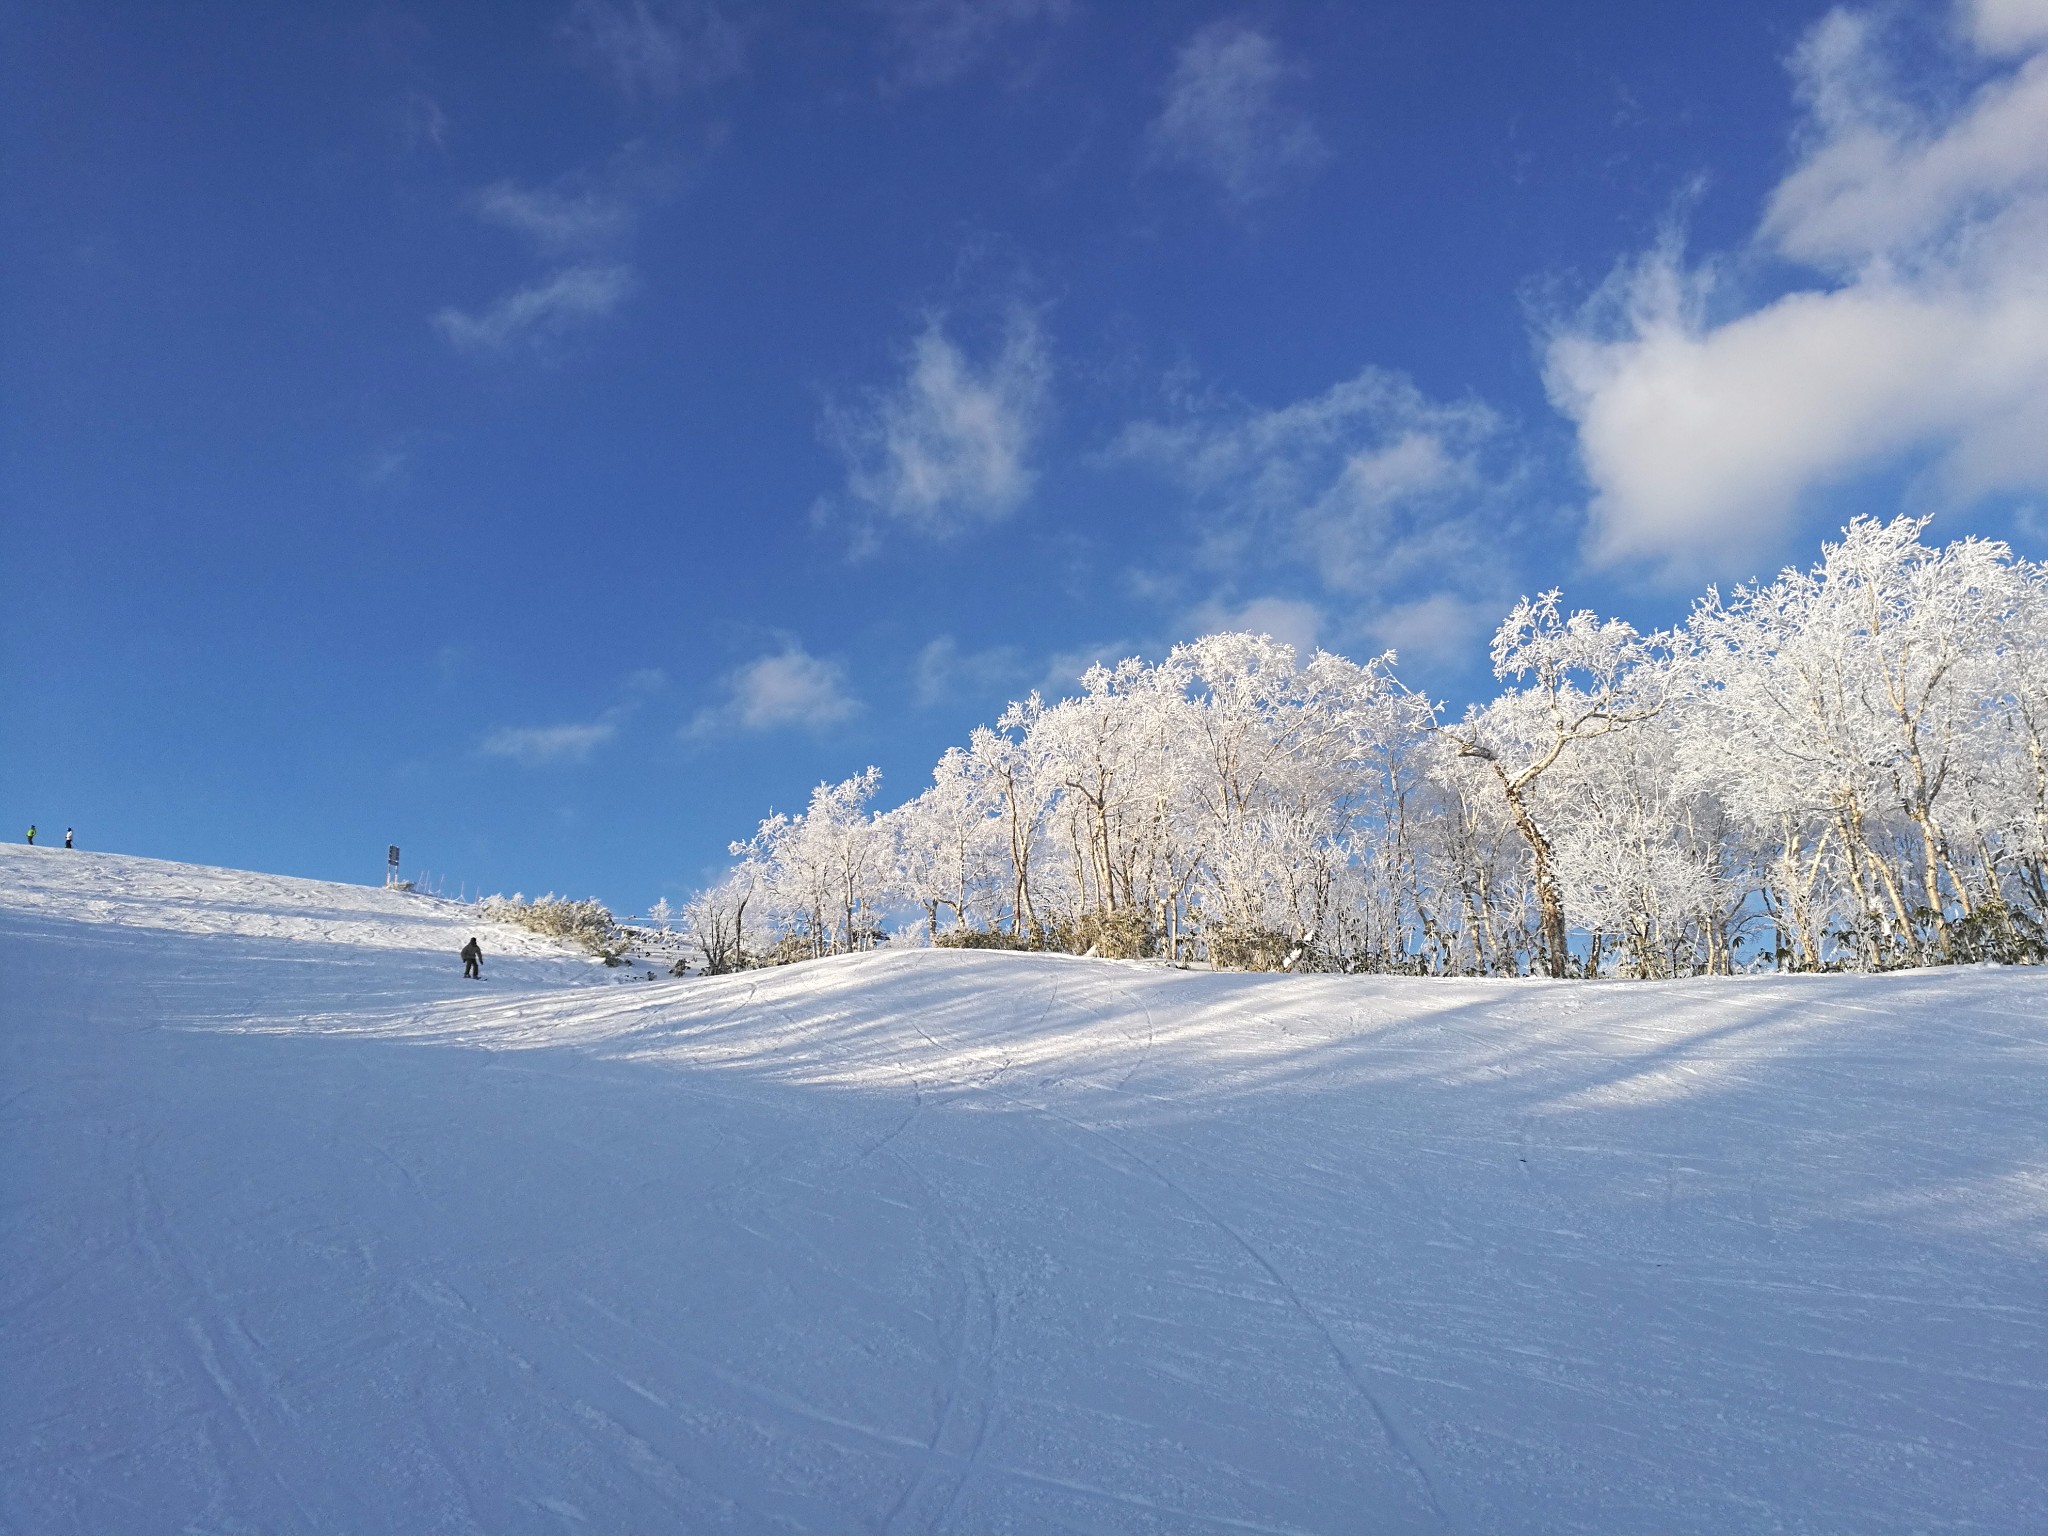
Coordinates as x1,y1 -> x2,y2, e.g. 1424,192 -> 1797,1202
386,845 -> 401,886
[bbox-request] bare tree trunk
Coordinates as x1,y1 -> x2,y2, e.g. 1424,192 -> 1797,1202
1009,794 -> 1035,938
1491,769 -> 1568,978
1460,883 -> 1491,976
1836,799 -> 1913,966
1907,795 -> 1977,955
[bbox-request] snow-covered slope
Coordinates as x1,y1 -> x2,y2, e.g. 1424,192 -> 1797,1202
0,844 -> 622,983
3,845 -> 2044,1534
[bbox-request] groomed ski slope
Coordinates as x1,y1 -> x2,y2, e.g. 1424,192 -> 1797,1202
2,846 -> 2044,1534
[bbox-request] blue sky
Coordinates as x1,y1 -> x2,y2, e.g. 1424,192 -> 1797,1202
6,0 -> 2046,913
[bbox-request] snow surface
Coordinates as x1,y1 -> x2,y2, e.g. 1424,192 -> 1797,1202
3,844 -> 2045,1534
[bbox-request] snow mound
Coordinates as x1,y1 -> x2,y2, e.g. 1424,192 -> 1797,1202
3,847 -> 2045,1533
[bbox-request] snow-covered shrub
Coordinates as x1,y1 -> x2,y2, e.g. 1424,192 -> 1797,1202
932,927 -> 1033,951
1068,907 -> 1155,960
1945,898 -> 2048,966
479,893 -> 628,964
1203,923 -> 1299,972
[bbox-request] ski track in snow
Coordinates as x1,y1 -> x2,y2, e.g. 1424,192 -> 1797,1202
3,844 -> 2047,1533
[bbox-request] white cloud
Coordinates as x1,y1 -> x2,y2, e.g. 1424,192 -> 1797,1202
478,671 -> 661,763
828,310 -> 1051,536
395,90 -> 448,154
473,178 -> 636,256
560,0 -> 743,97
1182,595 -> 1323,660
1969,0 -> 2048,54
434,264 -> 634,352
1036,638 -> 1138,698
1148,21 -> 1326,206
438,153 -> 667,354
688,645 -> 861,737
1119,366 -> 1511,595
1365,592 -> 1493,671
481,719 -> 619,765
911,635 -> 1024,707
871,0 -> 1070,86
1546,2 -> 2048,576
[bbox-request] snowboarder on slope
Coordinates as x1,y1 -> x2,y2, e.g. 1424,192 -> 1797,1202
24,825 -> 33,845
461,936 -> 483,980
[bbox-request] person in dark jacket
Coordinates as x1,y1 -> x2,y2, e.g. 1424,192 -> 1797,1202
460,936 -> 483,979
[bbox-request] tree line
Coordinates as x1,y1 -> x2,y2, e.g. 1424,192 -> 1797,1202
683,518 -> 2048,978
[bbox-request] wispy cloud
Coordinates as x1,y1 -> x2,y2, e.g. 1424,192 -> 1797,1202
1148,20 -> 1326,207
826,309 -> 1051,538
910,635 -> 1025,707
1544,1 -> 2048,578
434,265 -> 635,352
472,177 -> 637,256
559,0 -> 743,97
481,718 -> 620,766
394,89 -> 448,154
1120,366 -> 1522,674
623,666 -> 668,695
478,671 -> 663,764
688,644 -> 861,737
870,0 -> 1070,87
434,644 -> 475,688
1119,365 -> 1514,595
436,151 -> 669,354
360,440 -> 412,490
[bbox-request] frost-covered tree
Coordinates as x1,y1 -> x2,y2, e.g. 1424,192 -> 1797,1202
1549,718 -> 1745,976
686,857 -> 766,974
1445,593 -> 1667,977
1170,634 -> 1429,968
740,769 -> 890,961
1678,517 -> 2040,967
965,700 -> 1059,940
684,520 -> 2044,978
884,748 -> 1008,940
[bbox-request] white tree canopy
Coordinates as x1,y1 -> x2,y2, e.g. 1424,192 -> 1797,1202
690,519 -> 2047,977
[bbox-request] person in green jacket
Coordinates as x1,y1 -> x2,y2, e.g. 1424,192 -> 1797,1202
24,825 -> 34,845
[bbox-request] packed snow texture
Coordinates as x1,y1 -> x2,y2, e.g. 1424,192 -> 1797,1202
3,844 -> 2044,1533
